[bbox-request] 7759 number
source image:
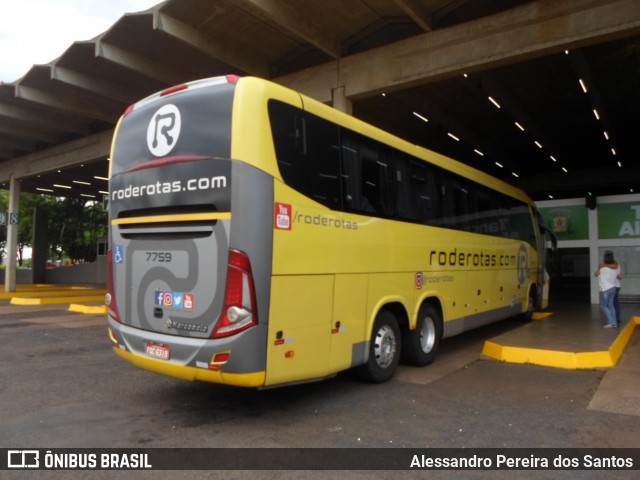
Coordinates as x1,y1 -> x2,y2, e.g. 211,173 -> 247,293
145,252 -> 172,262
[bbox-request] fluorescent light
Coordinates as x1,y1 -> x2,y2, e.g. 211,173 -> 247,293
94,176 -> 109,181
550,155 -> 557,162
53,184 -> 72,189
579,79 -> 588,93
604,131 -> 609,140
81,194 -> 96,198
618,161 -> 622,167
381,93 -> 386,97
474,149 -> 484,156
495,162 -> 503,168
612,148 -> 617,155
463,73 -> 468,78
565,50 -> 570,55
593,109 -> 600,120
511,172 -> 519,178
534,141 -> 543,149
36,188 -> 54,193
73,180 -> 91,185
562,167 -> 568,173
99,190 -> 109,195
447,133 -> 460,141
488,96 -> 501,109
412,112 -> 429,123
548,195 -> 554,199
515,122 -> 525,131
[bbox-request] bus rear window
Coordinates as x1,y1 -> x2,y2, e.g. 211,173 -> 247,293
112,83 -> 235,176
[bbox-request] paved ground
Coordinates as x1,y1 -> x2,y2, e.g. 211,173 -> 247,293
0,297 -> 639,480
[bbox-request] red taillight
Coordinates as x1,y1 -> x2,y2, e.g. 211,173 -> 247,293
160,84 -> 188,96
226,74 -> 240,84
212,249 -> 258,338
105,248 -> 121,322
123,104 -> 135,117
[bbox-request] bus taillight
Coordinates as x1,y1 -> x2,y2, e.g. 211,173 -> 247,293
105,248 -> 121,322
212,249 -> 258,338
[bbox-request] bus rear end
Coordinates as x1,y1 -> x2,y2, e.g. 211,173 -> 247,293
106,76 -> 271,387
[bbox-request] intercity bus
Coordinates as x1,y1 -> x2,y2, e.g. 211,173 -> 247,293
106,75 -> 553,388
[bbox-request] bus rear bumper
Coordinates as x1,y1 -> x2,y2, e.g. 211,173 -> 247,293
107,318 -> 266,388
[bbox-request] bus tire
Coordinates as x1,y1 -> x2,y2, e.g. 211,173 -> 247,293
357,310 -> 401,383
520,287 -> 536,321
402,303 -> 442,366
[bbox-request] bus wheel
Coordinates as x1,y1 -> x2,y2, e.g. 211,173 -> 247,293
357,310 -> 400,383
402,303 -> 442,366
520,287 -> 536,321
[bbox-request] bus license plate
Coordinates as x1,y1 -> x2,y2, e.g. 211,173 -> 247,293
145,342 -> 170,360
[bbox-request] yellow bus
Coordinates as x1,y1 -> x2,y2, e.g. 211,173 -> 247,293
106,75 -> 553,388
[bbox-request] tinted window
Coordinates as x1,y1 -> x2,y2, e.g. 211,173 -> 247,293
112,83 -> 235,176
269,101 -> 341,209
341,132 -> 394,217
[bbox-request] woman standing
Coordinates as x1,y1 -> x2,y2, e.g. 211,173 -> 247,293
595,251 -> 620,328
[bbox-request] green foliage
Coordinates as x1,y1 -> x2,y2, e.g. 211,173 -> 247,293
0,191 -> 107,265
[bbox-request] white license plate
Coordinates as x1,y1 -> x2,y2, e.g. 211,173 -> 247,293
145,342 -> 170,360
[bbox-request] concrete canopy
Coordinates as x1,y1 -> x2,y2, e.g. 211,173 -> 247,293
0,0 -> 639,201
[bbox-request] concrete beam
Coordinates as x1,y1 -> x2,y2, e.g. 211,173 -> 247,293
95,40 -> 183,86
278,0 -> 640,101
393,0 -> 433,31
234,0 -> 341,58
0,129 -> 113,183
153,12 -> 271,77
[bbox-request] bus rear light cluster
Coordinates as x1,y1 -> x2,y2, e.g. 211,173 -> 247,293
105,249 -> 121,322
212,249 -> 258,338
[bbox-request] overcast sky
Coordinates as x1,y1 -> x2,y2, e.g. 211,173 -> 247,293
0,0 -> 163,82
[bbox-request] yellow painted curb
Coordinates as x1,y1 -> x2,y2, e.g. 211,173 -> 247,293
10,295 -> 106,306
68,304 -> 108,314
482,316 -> 640,370
0,289 -> 106,299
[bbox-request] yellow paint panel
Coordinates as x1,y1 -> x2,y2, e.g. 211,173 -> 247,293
265,275 -> 334,386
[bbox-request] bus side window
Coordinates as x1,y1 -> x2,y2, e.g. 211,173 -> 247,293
269,100 -> 341,209
395,152 -> 438,224
341,132 -> 393,217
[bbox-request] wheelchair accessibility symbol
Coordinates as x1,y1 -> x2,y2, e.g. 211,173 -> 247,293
114,245 -> 124,264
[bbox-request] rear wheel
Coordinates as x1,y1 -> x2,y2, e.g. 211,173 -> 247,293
402,303 -> 442,366
357,310 -> 400,383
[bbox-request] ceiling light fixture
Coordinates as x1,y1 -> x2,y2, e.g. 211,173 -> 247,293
73,180 -> 91,185
515,122 -> 525,131
604,131 -> 609,140
534,141 -> 543,149
94,176 -> 109,181
36,188 -> 54,193
474,149 -> 484,156
447,133 -> 460,141
512,172 -> 519,178
562,167 -> 568,173
611,148 -> 617,155
488,96 -> 501,109
579,79 -> 588,93
593,109 -> 600,120
412,112 -> 429,123
618,161 -> 622,168
53,184 -> 72,189
550,155 -> 557,162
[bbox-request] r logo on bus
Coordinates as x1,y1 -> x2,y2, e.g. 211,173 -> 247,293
147,104 -> 181,157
